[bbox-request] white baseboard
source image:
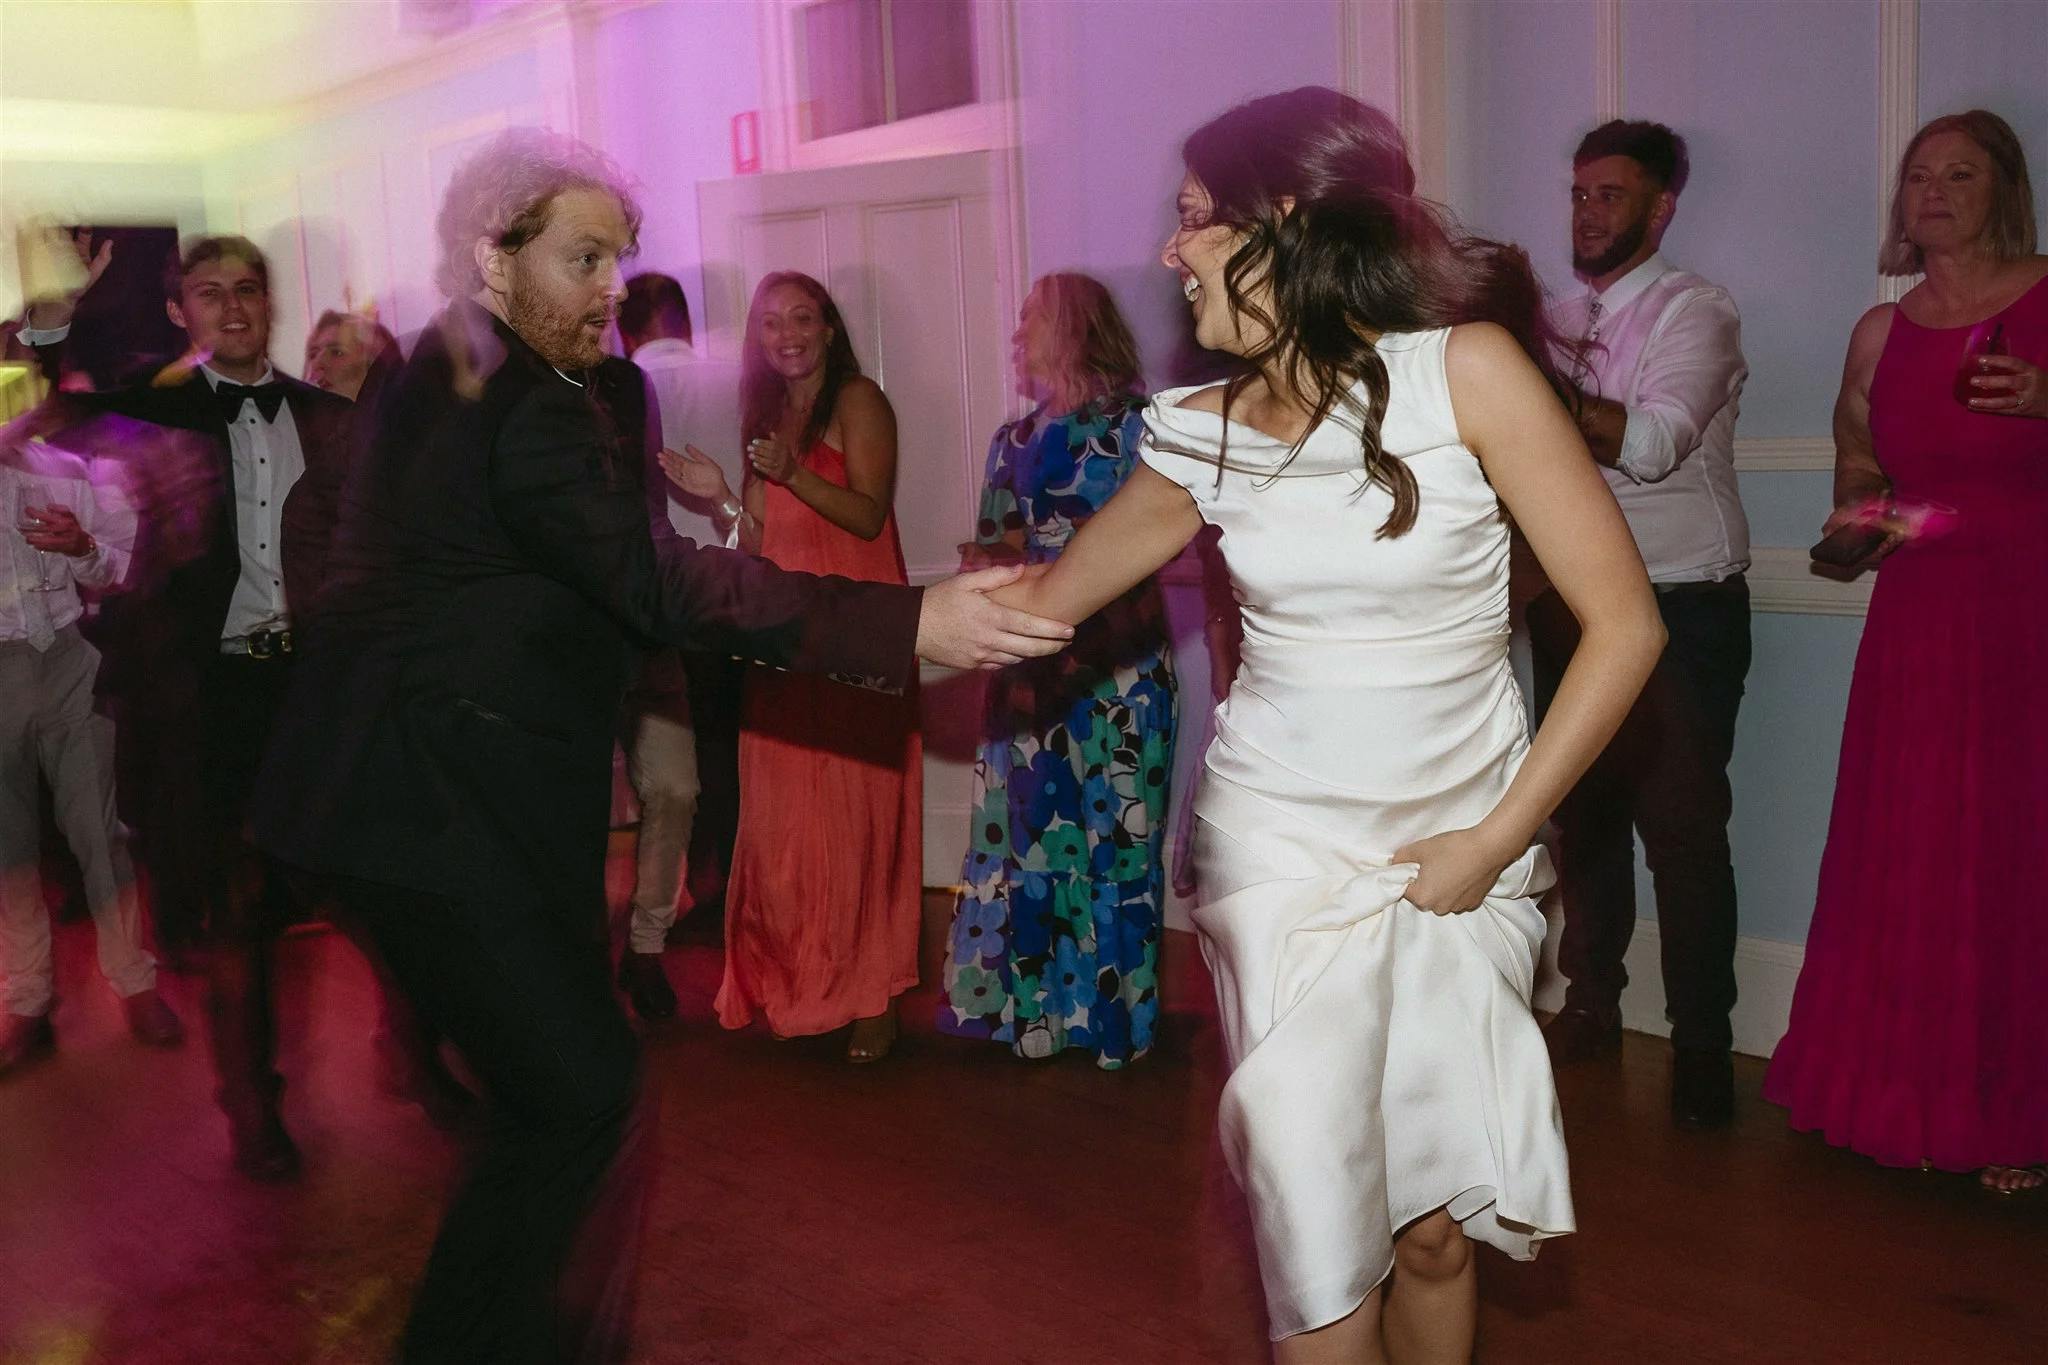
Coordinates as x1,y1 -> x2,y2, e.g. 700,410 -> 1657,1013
1532,894 -> 1803,1059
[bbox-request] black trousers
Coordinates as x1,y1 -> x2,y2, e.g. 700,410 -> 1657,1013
331,875 -> 647,1364
1527,578 -> 1751,1052
198,653 -> 300,1128
681,651 -> 743,914
115,691 -> 211,952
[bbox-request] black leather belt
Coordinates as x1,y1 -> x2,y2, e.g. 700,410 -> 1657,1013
220,629 -> 294,659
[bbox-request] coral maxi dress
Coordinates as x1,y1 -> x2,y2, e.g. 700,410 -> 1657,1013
715,440 -> 923,1036
1765,275 -> 2048,1170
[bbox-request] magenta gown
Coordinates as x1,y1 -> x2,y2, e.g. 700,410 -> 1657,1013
1764,274 -> 2048,1171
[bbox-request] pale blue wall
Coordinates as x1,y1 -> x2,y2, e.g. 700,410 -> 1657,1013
1921,0 -> 2048,231
1015,0 -> 1346,390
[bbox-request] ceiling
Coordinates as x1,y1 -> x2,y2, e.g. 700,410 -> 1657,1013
0,0 -> 539,114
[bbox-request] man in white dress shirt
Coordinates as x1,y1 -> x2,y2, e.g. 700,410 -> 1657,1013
0,439 -> 182,1072
611,272 -> 745,1020
1530,121 -> 1752,1129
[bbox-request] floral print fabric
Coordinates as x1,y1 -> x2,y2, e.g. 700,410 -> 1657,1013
939,398 -> 1177,1068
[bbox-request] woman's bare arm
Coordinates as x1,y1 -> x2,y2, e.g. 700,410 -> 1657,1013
1397,322 -> 1666,913
788,377 -> 897,540
1830,303 -> 1896,517
988,462 -> 1204,623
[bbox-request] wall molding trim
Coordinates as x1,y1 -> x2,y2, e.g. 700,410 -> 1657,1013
1336,1 -> 1448,203
1749,545 -> 1875,617
1876,0 -> 1920,305
1593,0 -> 1625,123
1733,435 -> 1835,472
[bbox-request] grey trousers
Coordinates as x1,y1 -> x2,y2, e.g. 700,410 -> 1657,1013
0,625 -> 155,1016
620,676 -> 700,956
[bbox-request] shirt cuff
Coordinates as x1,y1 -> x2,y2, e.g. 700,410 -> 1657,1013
69,537 -> 124,590
1614,407 -> 1677,485
16,319 -> 71,348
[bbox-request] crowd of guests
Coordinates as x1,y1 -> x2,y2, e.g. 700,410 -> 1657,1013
0,95 -> 2042,1257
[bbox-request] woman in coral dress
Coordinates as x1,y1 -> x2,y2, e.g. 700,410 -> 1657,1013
663,271 -> 920,1062
1765,110 -> 2048,1192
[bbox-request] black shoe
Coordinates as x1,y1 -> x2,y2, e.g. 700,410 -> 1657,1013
1671,1047 -> 1734,1130
228,1111 -> 303,1182
1542,1005 -> 1622,1066
0,1013 -> 55,1077
618,951 -> 678,1021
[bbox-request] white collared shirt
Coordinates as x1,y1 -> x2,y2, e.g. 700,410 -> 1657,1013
1551,253 -> 1751,583
202,362 -> 305,638
2,442 -> 134,647
631,336 -> 744,548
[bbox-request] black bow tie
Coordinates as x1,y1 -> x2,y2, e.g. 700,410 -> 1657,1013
215,380 -> 287,424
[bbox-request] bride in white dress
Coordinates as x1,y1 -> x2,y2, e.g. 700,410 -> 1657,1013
995,89 -> 1666,1362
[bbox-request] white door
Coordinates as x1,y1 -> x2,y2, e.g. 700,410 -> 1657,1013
696,150 -> 1023,884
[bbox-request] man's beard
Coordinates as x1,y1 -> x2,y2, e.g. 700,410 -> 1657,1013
1573,211 -> 1651,278
507,274 -> 606,371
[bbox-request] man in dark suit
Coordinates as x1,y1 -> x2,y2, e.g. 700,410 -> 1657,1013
251,129 -> 1070,1363
24,235 -> 355,1179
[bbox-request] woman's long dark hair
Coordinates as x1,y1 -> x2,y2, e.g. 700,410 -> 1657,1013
739,271 -> 863,450
1183,86 -> 1586,537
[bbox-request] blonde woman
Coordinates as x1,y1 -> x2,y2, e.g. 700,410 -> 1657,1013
939,274 -> 1176,1069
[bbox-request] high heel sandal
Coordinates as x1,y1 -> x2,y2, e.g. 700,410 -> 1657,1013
846,1013 -> 898,1064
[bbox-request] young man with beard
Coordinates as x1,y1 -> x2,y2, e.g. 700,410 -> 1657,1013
251,128 -> 1071,1363
1530,120 -> 1753,1129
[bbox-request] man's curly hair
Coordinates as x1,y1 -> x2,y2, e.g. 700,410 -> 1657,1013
434,127 -> 643,299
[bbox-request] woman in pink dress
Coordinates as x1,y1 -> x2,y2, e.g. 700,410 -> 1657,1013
662,272 -> 920,1063
1764,110 -> 2048,1193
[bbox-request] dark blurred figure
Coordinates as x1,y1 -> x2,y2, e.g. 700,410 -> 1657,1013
612,272 -> 745,1020
248,127 -> 1039,1364
304,308 -> 400,403
1,431 -> 181,1073
16,224 -> 184,391
22,234 -> 353,1178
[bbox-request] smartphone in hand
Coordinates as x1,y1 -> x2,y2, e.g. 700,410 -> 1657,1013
1809,521 -> 1890,568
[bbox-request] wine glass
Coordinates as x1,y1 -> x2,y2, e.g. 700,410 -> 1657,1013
14,480 -> 59,591
1954,321 -> 2008,406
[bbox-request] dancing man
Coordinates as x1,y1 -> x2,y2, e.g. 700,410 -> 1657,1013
250,129 -> 1071,1363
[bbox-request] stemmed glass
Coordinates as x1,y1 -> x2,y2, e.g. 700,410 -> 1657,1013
14,480 -> 60,591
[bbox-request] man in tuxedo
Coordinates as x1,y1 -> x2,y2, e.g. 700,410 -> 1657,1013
251,128 -> 1070,1363
23,235 -> 354,1177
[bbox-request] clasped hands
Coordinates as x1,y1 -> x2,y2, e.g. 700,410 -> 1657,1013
656,447 -> 1070,671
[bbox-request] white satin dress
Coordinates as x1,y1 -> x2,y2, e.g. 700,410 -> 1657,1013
1141,328 -> 1574,1340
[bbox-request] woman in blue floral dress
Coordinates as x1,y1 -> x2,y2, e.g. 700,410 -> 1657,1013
939,274 -> 1177,1068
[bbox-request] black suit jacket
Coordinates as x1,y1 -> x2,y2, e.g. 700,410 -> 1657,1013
49,370 -> 352,703
251,300 -> 922,914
